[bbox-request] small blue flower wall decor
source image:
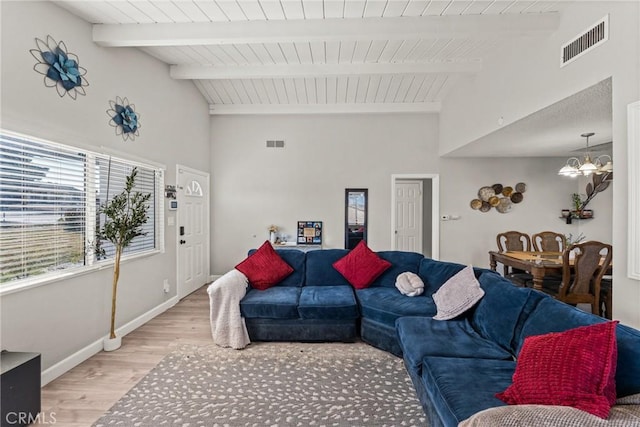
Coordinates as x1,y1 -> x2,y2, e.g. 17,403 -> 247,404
107,96 -> 141,141
30,35 -> 88,99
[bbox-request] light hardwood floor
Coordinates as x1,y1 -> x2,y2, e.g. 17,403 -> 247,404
40,285 -> 213,427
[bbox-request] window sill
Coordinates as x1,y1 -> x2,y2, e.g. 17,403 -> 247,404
0,249 -> 161,297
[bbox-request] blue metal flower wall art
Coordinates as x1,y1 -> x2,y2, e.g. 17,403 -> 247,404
107,97 -> 141,141
30,35 -> 88,99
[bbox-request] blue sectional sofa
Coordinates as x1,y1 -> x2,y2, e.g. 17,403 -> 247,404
239,248 -> 435,349
236,248 -> 640,426
396,268 -> 640,427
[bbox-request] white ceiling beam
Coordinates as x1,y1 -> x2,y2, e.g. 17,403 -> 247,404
171,61 -> 481,80
93,14 -> 560,47
208,103 -> 441,115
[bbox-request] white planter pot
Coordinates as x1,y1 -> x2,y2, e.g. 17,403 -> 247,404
103,336 -> 122,352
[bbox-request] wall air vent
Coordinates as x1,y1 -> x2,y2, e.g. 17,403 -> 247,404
561,15 -> 608,67
266,140 -> 285,148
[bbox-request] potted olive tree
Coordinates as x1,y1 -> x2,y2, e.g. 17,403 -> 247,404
97,167 -> 151,351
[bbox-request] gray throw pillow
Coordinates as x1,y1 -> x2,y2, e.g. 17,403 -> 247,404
432,265 -> 484,320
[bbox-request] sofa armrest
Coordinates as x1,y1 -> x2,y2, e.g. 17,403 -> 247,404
458,394 -> 640,427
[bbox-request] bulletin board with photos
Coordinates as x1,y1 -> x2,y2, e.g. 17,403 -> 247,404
297,221 -> 323,245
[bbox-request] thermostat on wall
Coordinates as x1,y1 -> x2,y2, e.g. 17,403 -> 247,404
168,200 -> 178,210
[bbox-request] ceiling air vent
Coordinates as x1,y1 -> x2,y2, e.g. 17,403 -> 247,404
561,15 -> 608,67
266,140 -> 285,148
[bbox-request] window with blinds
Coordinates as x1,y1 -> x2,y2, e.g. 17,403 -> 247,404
95,157 -> 157,259
0,130 -> 163,289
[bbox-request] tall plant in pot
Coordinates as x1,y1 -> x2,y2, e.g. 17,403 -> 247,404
96,167 -> 151,351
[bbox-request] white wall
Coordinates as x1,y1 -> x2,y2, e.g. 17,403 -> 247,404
0,1 -> 210,375
210,113 -> 439,273
440,1 -> 639,327
209,113 -> 613,278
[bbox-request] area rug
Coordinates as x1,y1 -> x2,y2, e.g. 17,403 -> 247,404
93,342 -> 427,426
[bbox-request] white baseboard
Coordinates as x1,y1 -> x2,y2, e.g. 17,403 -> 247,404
209,274 -> 222,282
41,339 -> 105,387
41,296 -> 179,386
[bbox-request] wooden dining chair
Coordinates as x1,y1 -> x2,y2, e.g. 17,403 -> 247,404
541,241 -> 612,317
496,231 -> 532,253
496,231 -> 533,286
532,231 -> 567,252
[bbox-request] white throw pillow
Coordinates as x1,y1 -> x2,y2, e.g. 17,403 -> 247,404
432,265 -> 484,320
395,272 -> 425,297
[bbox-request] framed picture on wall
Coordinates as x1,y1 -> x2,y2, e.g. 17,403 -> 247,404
297,221 -> 322,245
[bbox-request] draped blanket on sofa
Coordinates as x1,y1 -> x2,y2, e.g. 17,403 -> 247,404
207,269 -> 250,349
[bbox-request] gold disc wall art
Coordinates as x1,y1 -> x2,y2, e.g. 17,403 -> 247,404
469,182 -> 526,214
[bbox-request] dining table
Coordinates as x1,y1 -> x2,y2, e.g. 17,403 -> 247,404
489,250 -> 613,291
489,250 -> 565,290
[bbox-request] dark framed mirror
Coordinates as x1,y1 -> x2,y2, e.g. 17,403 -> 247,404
345,189 -> 368,249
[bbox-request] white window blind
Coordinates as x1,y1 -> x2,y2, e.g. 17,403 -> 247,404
95,157 -> 157,259
0,130 -> 163,289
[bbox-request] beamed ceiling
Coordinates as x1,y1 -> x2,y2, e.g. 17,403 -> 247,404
54,0 -> 566,115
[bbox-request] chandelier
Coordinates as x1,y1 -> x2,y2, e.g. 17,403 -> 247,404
558,132 -> 613,177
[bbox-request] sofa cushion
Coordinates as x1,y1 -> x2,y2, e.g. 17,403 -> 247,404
236,241 -> 293,290
497,321 -> 618,419
517,296 -> 604,352
422,356 -> 514,427
298,286 -> 359,320
518,296 -> 640,398
470,272 -> 545,354
333,241 -> 391,289
356,287 -> 436,327
418,258 -> 488,296
396,316 -> 513,375
247,248 -> 306,287
433,265 -> 485,320
607,324 -> 640,398
240,287 -> 300,319
305,249 -> 351,286
370,251 -> 425,288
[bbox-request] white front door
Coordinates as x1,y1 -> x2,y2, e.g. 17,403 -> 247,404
177,166 -> 210,299
395,180 -> 423,252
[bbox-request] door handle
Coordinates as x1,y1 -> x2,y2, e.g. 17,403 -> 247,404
180,240 -> 186,244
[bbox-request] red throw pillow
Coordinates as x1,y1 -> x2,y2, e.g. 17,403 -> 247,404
333,241 -> 391,289
496,321 -> 618,419
235,241 -> 293,290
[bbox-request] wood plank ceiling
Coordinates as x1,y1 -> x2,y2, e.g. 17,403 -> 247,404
54,1 -> 563,115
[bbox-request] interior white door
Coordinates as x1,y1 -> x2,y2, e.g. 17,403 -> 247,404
395,180 -> 423,252
177,166 -> 210,299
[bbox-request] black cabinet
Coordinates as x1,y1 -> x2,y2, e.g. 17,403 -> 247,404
1,351 -> 41,427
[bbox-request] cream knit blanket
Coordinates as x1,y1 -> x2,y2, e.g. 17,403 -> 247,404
459,393 -> 640,427
207,269 -> 250,349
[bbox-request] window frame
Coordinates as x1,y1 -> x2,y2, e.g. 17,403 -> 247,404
0,129 -> 165,296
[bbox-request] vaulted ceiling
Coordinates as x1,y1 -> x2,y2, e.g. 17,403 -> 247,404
54,1 -> 565,115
